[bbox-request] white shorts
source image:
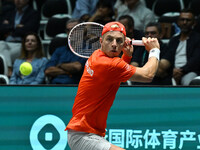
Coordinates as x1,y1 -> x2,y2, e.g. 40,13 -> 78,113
67,129 -> 111,150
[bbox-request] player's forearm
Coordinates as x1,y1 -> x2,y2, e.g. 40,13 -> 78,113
129,48 -> 160,82
142,57 -> 159,80
141,48 -> 160,81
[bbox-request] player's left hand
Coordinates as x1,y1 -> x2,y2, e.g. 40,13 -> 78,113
122,37 -> 133,57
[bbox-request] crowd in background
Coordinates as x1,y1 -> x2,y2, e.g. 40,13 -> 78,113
0,0 -> 200,86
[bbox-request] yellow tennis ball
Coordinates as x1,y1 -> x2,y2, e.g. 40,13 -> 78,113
19,62 -> 32,76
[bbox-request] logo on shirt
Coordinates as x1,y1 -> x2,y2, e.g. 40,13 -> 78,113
86,60 -> 94,76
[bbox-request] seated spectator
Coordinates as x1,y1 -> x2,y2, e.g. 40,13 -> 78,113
131,22 -> 171,85
159,9 -> 200,85
73,0 -> 116,22
118,14 -> 144,40
9,32 -> 48,85
0,0 -> 40,42
72,0 -> 99,20
45,19 -> 87,84
0,0 -> 40,76
114,0 -> 156,31
87,0 -> 115,25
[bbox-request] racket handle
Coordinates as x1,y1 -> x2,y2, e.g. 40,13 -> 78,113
130,40 -> 144,46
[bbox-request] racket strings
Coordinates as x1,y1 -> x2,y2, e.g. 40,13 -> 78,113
69,24 -> 103,58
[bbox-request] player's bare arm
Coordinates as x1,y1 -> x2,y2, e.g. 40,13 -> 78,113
130,37 -> 160,83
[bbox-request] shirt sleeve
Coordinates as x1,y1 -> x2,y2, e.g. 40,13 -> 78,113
121,54 -> 132,64
108,57 -> 136,82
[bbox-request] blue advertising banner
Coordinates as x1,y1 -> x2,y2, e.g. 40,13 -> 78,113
0,86 -> 200,150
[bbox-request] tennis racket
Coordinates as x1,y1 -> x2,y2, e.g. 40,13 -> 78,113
68,22 -> 144,58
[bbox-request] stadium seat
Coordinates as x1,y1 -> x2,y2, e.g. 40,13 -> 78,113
189,76 -> 200,85
144,0 -> 155,10
152,0 -> 183,39
189,0 -> 200,16
69,0 -> 77,12
0,54 -> 8,75
39,0 -> 72,42
152,0 -> 183,17
41,14 -> 71,58
182,0 -> 190,8
0,74 -> 9,84
41,0 -> 72,19
48,37 -> 68,57
194,16 -> 200,34
44,14 -> 71,40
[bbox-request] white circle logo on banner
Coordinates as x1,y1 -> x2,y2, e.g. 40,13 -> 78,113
30,114 -> 67,150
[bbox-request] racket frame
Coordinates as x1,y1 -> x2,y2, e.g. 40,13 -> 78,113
68,22 -> 104,58
68,22 -> 144,58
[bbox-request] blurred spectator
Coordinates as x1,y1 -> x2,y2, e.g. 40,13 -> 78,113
45,19 -> 87,84
9,32 -> 48,85
72,0 -> 116,21
114,0 -> 156,31
0,0 -> 40,42
159,9 -> 200,85
131,22 -> 171,85
0,0 -> 40,76
72,0 -> 99,19
87,0 -> 115,25
118,14 -> 144,40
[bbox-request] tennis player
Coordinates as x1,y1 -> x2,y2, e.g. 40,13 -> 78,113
65,21 -> 160,150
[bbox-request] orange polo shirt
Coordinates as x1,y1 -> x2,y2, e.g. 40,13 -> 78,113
65,49 -> 136,137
